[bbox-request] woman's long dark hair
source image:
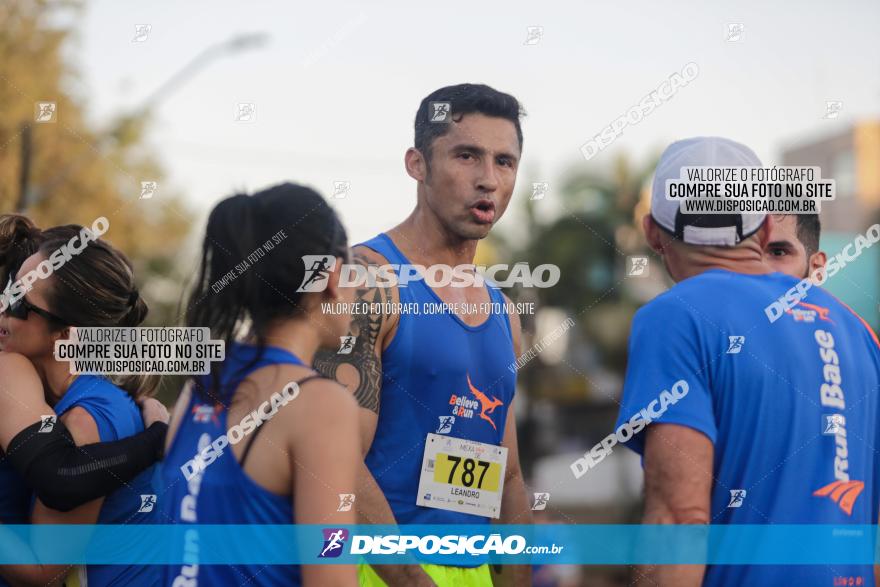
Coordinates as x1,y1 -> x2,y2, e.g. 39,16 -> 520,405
185,182 -> 348,400
0,215 -> 155,398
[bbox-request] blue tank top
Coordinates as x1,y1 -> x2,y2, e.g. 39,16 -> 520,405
53,374 -> 159,587
360,233 -> 517,530
161,342 -> 305,587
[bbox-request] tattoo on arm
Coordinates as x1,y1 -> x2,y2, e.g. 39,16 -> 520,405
313,251 -> 390,414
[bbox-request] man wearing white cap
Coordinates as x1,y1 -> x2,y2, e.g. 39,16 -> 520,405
615,137 -> 880,586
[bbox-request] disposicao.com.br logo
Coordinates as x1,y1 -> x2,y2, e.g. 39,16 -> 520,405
319,530 -> 563,557
297,256 -> 560,292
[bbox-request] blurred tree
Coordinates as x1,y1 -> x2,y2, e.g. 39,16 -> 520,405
0,0 -> 192,320
1,0 -> 194,403
490,152 -> 658,401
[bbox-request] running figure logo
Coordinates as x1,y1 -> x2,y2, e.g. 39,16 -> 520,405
35,102 -> 57,123
728,489 -> 746,508
628,256 -> 649,277
38,415 -> 56,433
338,335 -> 356,355
726,336 -> 745,354
823,414 -> 844,435
532,492 -> 550,511
337,494 -> 356,512
332,181 -> 351,199
318,529 -> 349,558
436,416 -> 456,434
530,182 -> 549,201
297,255 -> 337,292
140,181 -> 158,200
429,102 -> 451,123
467,375 -> 504,431
138,494 -> 157,513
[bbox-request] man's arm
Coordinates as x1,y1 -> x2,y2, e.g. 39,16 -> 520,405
635,423 -> 713,587
313,246 -> 394,453
492,300 -> 532,587
313,246 -> 435,587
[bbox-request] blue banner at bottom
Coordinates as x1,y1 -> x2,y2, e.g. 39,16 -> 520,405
0,524 -> 877,565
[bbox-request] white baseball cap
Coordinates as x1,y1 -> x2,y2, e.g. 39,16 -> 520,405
651,136 -> 766,246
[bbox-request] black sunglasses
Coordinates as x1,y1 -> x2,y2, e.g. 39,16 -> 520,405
1,281 -> 68,325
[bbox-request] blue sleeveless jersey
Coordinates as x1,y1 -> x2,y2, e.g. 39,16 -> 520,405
359,233 -> 517,534
53,374 -> 159,587
616,269 -> 880,586
161,342 -> 304,587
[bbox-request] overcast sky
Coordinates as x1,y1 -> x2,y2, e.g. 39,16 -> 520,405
70,0 -> 880,243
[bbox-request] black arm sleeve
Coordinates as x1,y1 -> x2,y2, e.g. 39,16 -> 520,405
3,420 -> 167,512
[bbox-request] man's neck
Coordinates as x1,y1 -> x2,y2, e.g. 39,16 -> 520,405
672,257 -> 771,282
388,207 -> 478,267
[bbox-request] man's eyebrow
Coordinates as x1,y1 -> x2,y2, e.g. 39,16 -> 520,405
767,239 -> 796,248
450,143 -> 519,162
451,143 -> 487,155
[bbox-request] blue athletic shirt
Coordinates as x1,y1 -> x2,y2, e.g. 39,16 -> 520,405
52,374 -> 159,587
359,233 -> 517,564
161,342 -> 305,587
616,269 -> 880,586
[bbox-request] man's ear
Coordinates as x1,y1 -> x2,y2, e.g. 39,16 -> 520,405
808,250 -> 827,276
643,215 -> 665,254
404,147 -> 428,182
754,215 -> 772,250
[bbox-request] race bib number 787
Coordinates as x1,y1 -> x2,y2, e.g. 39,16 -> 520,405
417,433 -> 508,518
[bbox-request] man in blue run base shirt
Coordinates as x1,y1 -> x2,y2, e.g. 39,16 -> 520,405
614,137 -> 880,586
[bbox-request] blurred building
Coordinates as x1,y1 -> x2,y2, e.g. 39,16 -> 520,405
782,121 -> 880,328
782,121 -> 880,233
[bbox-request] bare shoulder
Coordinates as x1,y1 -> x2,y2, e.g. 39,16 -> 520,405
350,244 -> 401,305
0,351 -> 40,380
0,352 -> 44,404
261,364 -> 357,416
312,244 -> 399,414
60,406 -> 100,444
294,376 -> 358,415
0,352 -> 48,447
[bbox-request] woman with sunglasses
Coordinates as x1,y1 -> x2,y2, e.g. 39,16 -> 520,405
0,215 -> 163,586
161,183 -> 361,586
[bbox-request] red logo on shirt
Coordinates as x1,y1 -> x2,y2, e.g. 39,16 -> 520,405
191,402 -> 222,425
466,374 -> 504,431
786,302 -> 833,324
